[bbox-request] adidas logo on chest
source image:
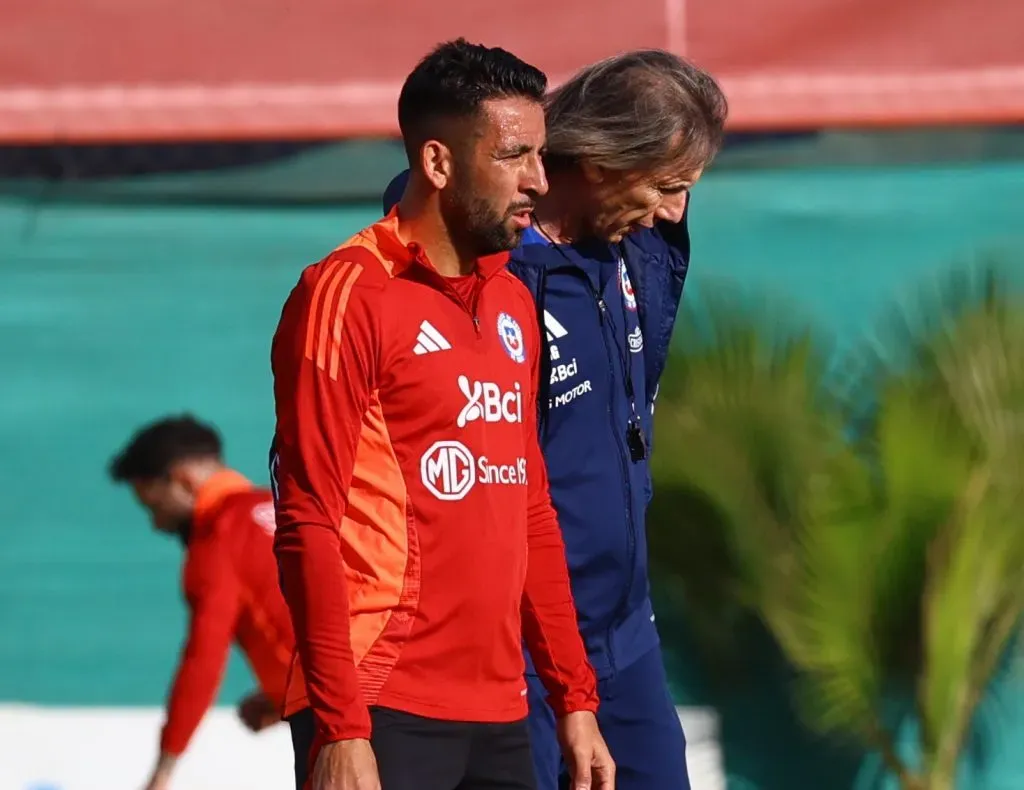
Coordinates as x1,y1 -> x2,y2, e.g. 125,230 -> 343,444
413,320 -> 452,355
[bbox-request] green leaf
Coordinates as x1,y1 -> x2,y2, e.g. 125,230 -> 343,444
649,263 -> 1024,787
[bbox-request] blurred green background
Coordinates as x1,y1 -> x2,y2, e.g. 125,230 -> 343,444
2,129 -> 1024,788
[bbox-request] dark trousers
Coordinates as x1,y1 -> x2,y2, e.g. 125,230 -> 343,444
288,705 -> 537,790
528,646 -> 690,790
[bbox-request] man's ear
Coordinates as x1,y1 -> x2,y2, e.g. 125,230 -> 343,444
167,462 -> 200,497
420,140 -> 455,190
580,160 -> 607,185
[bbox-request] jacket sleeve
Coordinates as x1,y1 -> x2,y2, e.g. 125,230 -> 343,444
519,302 -> 599,716
160,546 -> 241,756
270,255 -> 381,743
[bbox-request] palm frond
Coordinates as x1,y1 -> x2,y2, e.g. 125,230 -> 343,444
918,472 -> 1024,778
839,259 -> 1019,435
650,283 -> 842,670
653,266 -> 1024,790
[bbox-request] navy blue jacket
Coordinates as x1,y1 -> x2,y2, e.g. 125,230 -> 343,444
382,172 -> 690,677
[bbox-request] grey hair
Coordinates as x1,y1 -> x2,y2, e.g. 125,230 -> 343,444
544,50 -> 728,176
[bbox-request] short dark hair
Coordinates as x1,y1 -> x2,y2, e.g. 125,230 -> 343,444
397,38 -> 547,162
109,415 -> 222,482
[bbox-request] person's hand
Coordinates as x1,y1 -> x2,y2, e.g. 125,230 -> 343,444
312,739 -> 382,790
557,710 -> 615,790
237,690 -> 281,732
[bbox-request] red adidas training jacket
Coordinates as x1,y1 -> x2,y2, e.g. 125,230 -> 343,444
271,210 -> 598,746
162,471 -> 294,756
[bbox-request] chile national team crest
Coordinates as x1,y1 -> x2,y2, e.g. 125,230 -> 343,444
496,312 -> 526,364
619,259 -> 638,311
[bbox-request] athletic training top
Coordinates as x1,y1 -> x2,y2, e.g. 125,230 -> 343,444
162,470 -> 294,755
270,209 -> 598,744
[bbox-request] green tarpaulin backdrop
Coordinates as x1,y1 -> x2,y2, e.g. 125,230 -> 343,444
3,153 -> 1023,789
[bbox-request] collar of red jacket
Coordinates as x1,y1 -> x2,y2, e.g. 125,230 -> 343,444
366,206 -> 510,279
192,468 -> 253,529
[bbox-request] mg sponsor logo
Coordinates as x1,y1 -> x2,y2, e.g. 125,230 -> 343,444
456,376 -> 523,427
420,441 -> 476,501
420,440 -> 527,501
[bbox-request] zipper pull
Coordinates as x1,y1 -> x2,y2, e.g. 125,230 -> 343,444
596,297 -> 608,323
473,315 -> 481,335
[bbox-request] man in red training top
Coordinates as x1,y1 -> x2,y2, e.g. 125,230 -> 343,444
109,415 -> 295,790
270,39 -> 613,790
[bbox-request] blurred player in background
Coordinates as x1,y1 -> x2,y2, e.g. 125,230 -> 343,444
384,50 -> 728,790
270,39 -> 611,790
109,415 -> 295,790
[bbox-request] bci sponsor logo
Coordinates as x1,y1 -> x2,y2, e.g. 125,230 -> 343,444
549,358 -> 578,385
456,376 -> 523,427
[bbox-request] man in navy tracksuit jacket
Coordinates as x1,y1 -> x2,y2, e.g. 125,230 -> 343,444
384,170 -> 691,790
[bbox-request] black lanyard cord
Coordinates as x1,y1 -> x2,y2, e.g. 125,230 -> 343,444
531,221 -> 640,423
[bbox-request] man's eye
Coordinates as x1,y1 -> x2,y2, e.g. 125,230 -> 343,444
498,145 -> 538,161
659,184 -> 689,195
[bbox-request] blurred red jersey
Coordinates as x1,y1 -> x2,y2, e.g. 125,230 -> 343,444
160,470 -> 295,756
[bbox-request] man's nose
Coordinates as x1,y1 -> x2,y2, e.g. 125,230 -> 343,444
656,191 -> 688,223
522,154 -> 549,197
